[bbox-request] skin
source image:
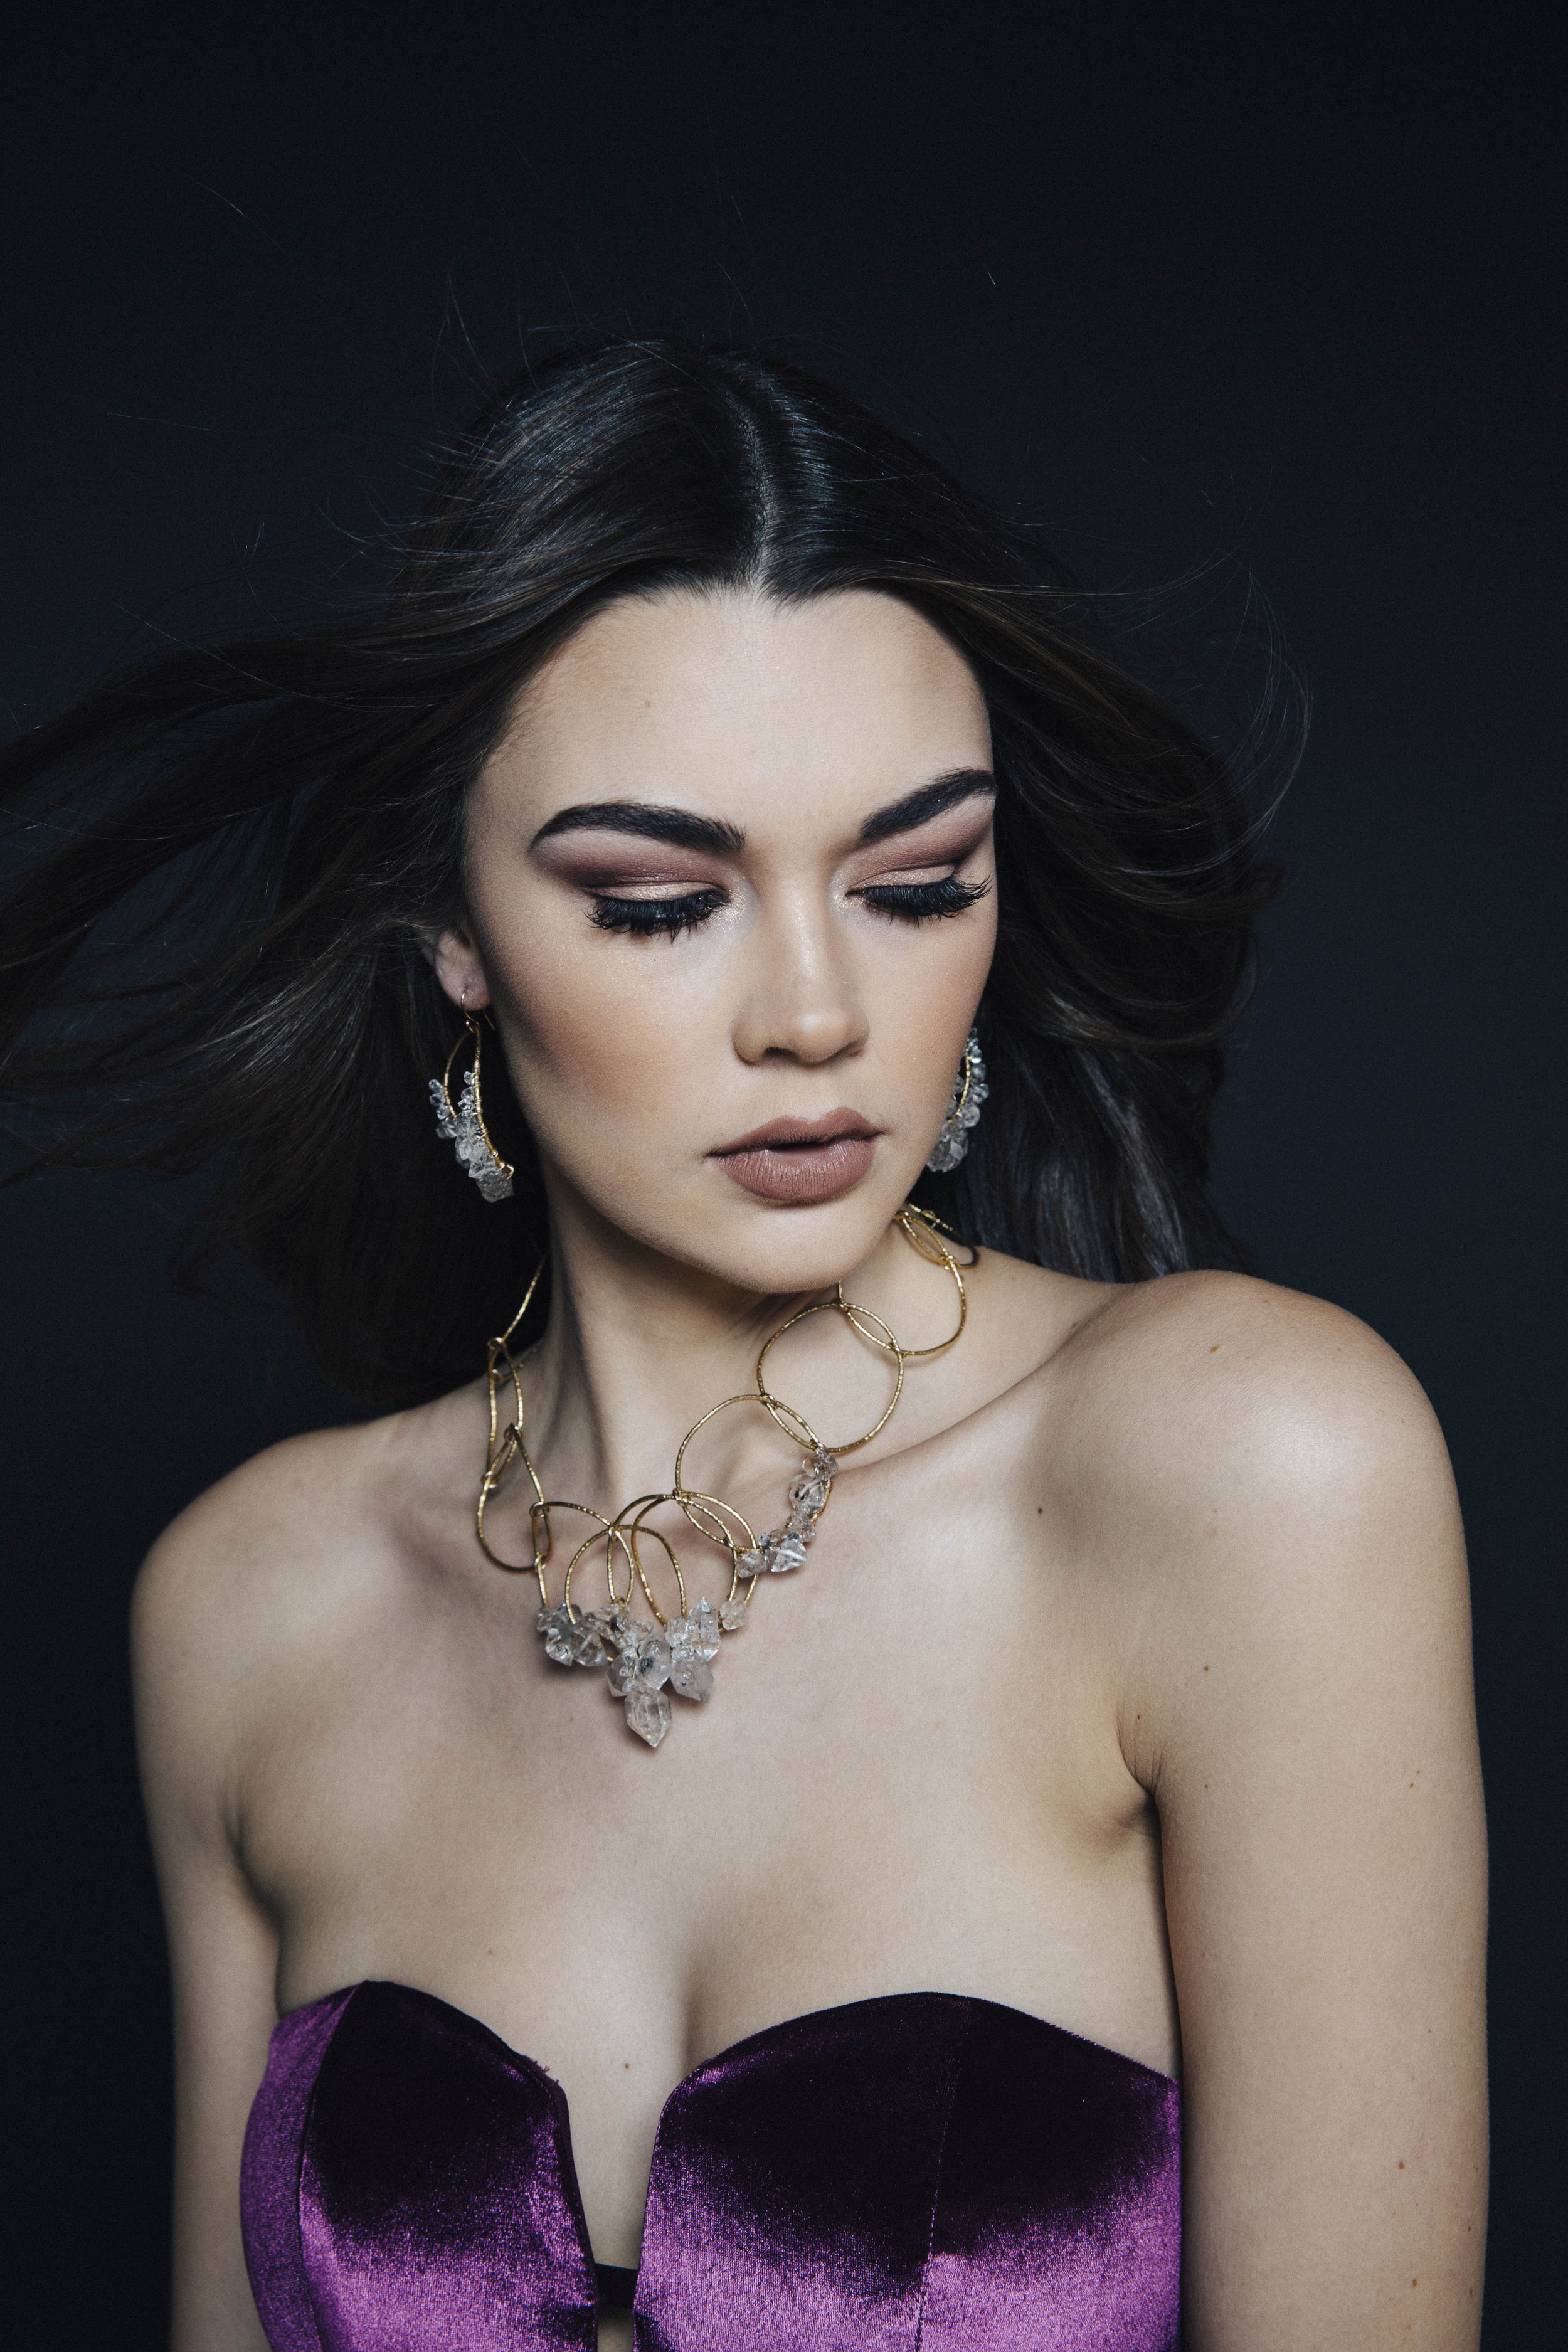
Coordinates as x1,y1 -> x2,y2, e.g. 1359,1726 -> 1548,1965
134,588 -> 1488,2350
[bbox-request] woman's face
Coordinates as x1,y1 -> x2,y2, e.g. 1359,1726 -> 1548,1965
437,587 -> 996,1295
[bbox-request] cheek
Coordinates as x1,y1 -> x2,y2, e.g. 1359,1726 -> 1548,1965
487,908 -> 729,1123
862,897 -> 997,1080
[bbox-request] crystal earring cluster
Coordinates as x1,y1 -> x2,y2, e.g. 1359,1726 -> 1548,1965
926,1029 -> 988,1172
432,1011 -> 514,1202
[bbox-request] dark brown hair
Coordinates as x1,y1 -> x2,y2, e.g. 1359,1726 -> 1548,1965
0,336 -> 1286,1403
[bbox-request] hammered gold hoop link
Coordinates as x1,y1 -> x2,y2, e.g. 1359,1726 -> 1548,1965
763,1325 -> 903,1453
672,1391 -> 804,1496
675,1490 -> 758,1567
477,1205 -> 975,1747
476,1256 -> 548,1581
838,1208 -> 969,1362
671,1394 -> 804,1615
751,1393 -> 822,1459
899,1204 -> 978,1272
755,1297 -> 904,1456
675,1489 -> 760,1601
558,1510 -> 635,1615
623,1506 -> 686,1624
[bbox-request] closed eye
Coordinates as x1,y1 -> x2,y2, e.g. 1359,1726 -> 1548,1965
856,874 -> 991,924
586,867 -> 990,938
589,887 -> 726,940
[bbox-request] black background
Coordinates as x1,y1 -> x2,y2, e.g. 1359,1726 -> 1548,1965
3,4 -> 1562,2343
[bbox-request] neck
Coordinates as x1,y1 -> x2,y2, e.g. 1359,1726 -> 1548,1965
507,1185 -> 933,1520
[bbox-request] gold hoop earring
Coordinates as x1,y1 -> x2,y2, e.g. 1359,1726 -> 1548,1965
926,1029 -> 988,1172
430,1005 -> 514,1202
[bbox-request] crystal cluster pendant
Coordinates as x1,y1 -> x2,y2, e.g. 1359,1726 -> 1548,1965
536,1594 -> 722,1749
532,1448 -> 836,1747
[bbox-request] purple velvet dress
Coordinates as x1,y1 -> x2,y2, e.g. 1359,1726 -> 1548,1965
241,1982 -> 1180,2349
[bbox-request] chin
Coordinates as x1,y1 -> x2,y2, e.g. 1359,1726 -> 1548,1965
693,1185 -> 910,1293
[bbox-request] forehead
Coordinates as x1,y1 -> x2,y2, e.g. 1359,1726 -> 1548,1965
487,588 -> 990,814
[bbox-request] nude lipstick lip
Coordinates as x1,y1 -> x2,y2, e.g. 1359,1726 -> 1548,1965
711,1111 -> 880,1204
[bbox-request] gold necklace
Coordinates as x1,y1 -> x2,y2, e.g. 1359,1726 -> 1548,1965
474,1205 -> 971,1747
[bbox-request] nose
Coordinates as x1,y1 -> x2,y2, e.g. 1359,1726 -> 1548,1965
730,896 -> 869,1067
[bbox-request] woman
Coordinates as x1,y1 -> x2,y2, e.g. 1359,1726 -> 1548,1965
1,338 -> 1486,2349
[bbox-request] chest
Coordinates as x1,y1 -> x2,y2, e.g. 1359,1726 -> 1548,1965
253,1467 -> 1138,1938
241,1461 -> 1177,2257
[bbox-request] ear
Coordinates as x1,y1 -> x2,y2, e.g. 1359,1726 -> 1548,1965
421,923 -> 492,1012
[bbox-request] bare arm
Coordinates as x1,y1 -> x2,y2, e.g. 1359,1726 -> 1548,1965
1113,1281 -> 1487,2346
134,1488 -> 285,2352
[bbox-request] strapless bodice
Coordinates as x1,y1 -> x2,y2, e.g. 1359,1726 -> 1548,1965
241,1981 -> 1180,2349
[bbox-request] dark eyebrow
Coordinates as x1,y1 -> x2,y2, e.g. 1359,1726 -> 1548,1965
855,769 -> 996,846
529,770 -> 995,857
529,801 -> 746,854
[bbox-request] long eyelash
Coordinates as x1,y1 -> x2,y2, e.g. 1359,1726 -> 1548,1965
859,875 -> 991,924
589,888 -> 726,940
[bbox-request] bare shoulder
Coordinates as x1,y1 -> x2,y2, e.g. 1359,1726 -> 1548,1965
137,1414 -> 391,1634
1019,1268 -> 1470,1791
1041,1265 -> 1456,1529
1007,1269 -> 1468,1739
131,1387 -> 480,1759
